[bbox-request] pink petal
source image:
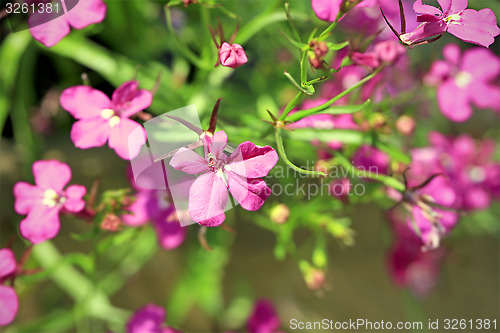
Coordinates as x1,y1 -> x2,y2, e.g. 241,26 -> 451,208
28,10 -> 70,47
19,204 -> 60,244
219,43 -> 248,69
312,0 -> 342,22
33,160 -> 71,192
461,48 -> 500,81
126,304 -> 165,333
188,172 -> 228,226
169,148 -> 210,175
111,81 -> 153,118
122,191 -> 151,226
447,9 -> 500,47
400,21 -> 447,45
437,79 -> 472,122
0,249 -> 16,278
463,186 -> 490,210
227,172 -> 270,211
469,82 -> 500,111
442,43 -> 461,65
413,0 -> 442,16
13,182 -> 43,215
109,118 -> 147,160
63,185 -> 86,212
227,142 -> 278,178
60,86 -> 111,119
409,206 -> 433,244
65,0 -> 107,29
0,285 -> 18,326
71,118 -> 110,149
152,207 -> 187,250
206,131 -> 228,161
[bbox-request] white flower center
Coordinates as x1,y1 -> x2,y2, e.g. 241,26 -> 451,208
42,189 -> 59,207
101,109 -> 121,128
468,166 -> 486,183
455,71 -> 472,88
445,13 -> 461,24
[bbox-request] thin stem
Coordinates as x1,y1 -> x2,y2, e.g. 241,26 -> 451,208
275,127 -> 326,178
319,16 -> 340,38
285,66 -> 384,122
279,91 -> 305,120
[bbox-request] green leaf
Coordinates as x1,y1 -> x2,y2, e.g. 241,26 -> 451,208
326,41 -> 349,51
376,140 -> 411,164
287,129 -> 364,145
287,99 -> 371,122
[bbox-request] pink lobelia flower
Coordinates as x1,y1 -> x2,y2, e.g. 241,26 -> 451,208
126,304 -> 182,333
400,0 -> 500,47
219,42 -> 248,69
247,300 -> 283,333
60,81 -> 152,159
312,0 -> 377,22
122,173 -> 187,250
424,44 -> 500,122
29,0 -> 107,47
0,249 -> 18,326
13,160 -> 86,244
169,131 -> 278,227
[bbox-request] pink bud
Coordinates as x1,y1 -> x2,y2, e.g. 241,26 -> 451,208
219,42 -> 248,69
374,40 -> 406,64
352,51 -> 380,69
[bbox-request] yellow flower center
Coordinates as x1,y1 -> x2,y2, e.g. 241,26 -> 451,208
42,189 -> 59,207
101,109 -> 121,127
455,71 -> 472,88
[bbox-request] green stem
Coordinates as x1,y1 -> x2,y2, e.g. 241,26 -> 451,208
334,152 -> 406,192
319,17 -> 340,38
286,66 -> 384,122
279,92 -> 305,120
275,127 -> 326,177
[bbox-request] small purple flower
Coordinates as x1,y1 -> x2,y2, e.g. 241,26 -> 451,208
0,249 -> 18,326
122,176 -> 186,250
247,300 -> 282,333
400,0 -> 500,47
60,81 -> 152,159
13,160 -> 86,244
126,304 -> 181,333
425,44 -> 500,122
219,42 -> 248,69
169,131 -> 278,227
29,0 -> 107,47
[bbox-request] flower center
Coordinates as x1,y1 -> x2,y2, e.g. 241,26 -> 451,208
468,166 -> 486,183
454,71 -> 472,88
445,13 -> 461,24
101,109 -> 121,128
42,189 -> 63,207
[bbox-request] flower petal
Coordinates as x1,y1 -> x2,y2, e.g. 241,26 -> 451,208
447,9 -> 500,47
400,21 -> 447,45
126,304 -> 165,333
60,86 -> 111,119
33,160 -> 71,192
19,204 -> 60,244
188,172 -> 228,226
247,300 -> 281,333
122,191 -> 151,226
71,118 -> 110,149
461,47 -> 500,81
0,249 -> 16,278
28,10 -> 70,47
111,81 -> 153,118
169,147 -> 210,175
63,185 -> 86,212
227,172 -> 270,211
13,182 -> 43,215
437,79 -> 472,122
152,206 -> 187,250
204,130 -> 228,160
65,0 -> 107,29
227,142 -> 278,178
109,118 -> 147,160
0,285 -> 18,326
312,0 -> 342,22
413,0 -> 442,16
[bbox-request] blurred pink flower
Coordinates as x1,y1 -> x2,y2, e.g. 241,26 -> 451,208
13,160 -> 86,244
219,42 -> 248,69
352,145 -> 390,175
126,304 -> 181,333
329,177 -> 352,202
169,131 -> 278,227
0,249 -> 18,326
247,300 -> 283,333
29,0 -> 107,47
60,81 -> 152,159
122,175 -> 186,250
400,0 -> 500,47
425,44 -> 500,122
312,0 -> 377,22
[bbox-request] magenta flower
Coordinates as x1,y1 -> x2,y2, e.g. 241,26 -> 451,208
424,44 -> 500,122
352,145 -> 390,175
247,300 -> 283,333
29,0 -> 107,47
0,249 -> 18,326
122,175 -> 186,250
219,42 -> 248,69
312,0 -> 377,22
400,0 -> 500,47
13,160 -> 86,244
169,131 -> 278,226
60,81 -> 152,159
126,304 -> 181,333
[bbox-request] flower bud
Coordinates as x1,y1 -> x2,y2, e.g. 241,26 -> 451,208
374,40 -> 406,64
101,213 -> 122,232
329,178 -> 352,202
396,115 -> 416,136
352,51 -> 380,69
219,42 -> 248,69
270,204 -> 290,224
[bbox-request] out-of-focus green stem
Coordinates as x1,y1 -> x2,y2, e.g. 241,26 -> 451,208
334,152 -> 406,192
279,92 -> 305,120
275,127 -> 326,177
319,15 -> 340,38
